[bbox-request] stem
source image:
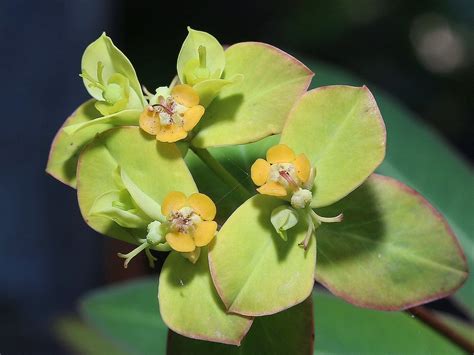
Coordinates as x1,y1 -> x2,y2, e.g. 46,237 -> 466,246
190,146 -> 252,202
408,306 -> 474,352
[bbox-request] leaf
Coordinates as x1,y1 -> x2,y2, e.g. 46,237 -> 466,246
312,290 -> 464,354
120,169 -> 164,222
208,195 -> 316,316
46,100 -> 106,188
54,316 -> 126,355
77,127 -> 197,244
191,43 -> 313,148
177,27 -> 225,85
80,279 -> 168,355
167,296 -> 314,355
280,85 -> 386,208
81,33 -> 144,109
158,249 -> 252,345
79,279 -> 462,354
62,109 -> 141,135
305,59 -> 474,314
314,174 -> 467,310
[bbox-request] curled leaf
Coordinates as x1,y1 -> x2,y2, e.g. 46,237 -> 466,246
81,32 -> 145,109
177,27 -> 225,85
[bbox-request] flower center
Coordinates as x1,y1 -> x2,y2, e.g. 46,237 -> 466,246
269,163 -> 300,189
149,95 -> 187,127
168,206 -> 201,233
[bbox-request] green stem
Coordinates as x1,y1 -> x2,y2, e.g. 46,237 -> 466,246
190,146 -> 253,202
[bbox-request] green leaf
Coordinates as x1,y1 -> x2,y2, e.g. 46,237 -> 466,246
81,32 -> 144,109
80,279 -> 168,355
77,127 -> 197,244
120,169 -> 164,222
313,290 -> 464,354
54,316 -> 126,355
280,85 -> 386,208
177,27 -> 225,85
89,189 -> 150,228
167,296 -> 314,355
208,195 -> 316,316
46,100 -> 107,188
158,249 -> 252,345
315,174 -> 467,310
62,109 -> 141,135
304,59 -> 474,314
191,43 -> 313,148
79,279 -> 462,354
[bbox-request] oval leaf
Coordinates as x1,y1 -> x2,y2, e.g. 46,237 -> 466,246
80,278 -> 168,355
81,33 -> 144,108
47,100 -> 106,187
77,127 -> 197,244
280,85 -> 386,208
191,43 -> 313,148
167,296 -> 313,355
315,174 -> 468,310
209,195 -> 316,316
79,279 -> 463,355
158,249 -> 252,345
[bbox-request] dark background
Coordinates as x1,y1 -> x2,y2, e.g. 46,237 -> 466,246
1,0 -> 472,353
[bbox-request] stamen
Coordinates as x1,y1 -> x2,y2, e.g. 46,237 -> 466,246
279,170 -> 297,187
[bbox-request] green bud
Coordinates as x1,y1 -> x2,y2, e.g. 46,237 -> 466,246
270,205 -> 299,241
146,221 -> 166,245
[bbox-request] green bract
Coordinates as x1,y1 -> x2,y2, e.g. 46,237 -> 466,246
77,127 -> 196,244
81,32 -> 145,112
191,42 -> 314,148
315,174 -> 468,309
177,27 -> 225,86
159,249 -> 252,345
176,27 -> 242,108
280,85 -> 386,207
209,195 -> 316,316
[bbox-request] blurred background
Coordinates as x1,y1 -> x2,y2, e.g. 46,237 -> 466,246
1,0 -> 472,353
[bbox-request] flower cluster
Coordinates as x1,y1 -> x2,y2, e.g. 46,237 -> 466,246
46,27 -> 468,351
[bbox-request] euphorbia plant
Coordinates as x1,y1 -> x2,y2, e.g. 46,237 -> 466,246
47,28 -> 468,352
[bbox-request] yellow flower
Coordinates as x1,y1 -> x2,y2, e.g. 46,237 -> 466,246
139,84 -> 205,143
251,144 -> 314,209
162,191 -> 217,253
